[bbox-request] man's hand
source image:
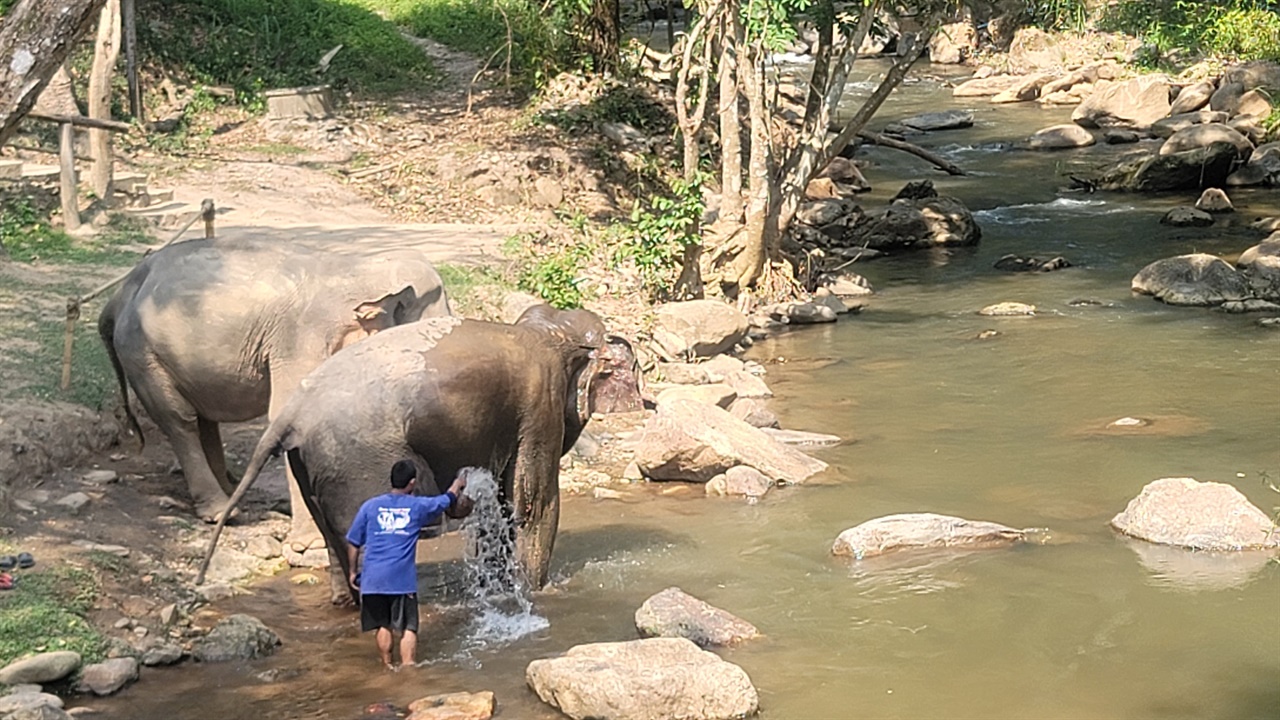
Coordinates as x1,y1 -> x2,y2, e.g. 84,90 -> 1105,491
448,475 -> 467,496
348,571 -> 360,590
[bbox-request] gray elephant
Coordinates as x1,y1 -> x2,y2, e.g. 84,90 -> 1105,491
197,305 -> 642,601
99,237 -> 451,544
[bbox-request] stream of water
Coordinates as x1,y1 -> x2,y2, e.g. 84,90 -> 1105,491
95,63 -> 1279,719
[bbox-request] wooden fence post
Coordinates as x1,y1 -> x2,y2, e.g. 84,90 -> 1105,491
58,122 -> 80,231
202,198 -> 215,237
60,299 -> 81,391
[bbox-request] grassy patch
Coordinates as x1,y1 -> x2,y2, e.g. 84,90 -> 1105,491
0,564 -> 104,665
243,142 -> 310,156
83,551 -> 131,576
137,0 -> 438,104
503,232 -> 590,309
0,202 -> 148,267
436,261 -> 511,317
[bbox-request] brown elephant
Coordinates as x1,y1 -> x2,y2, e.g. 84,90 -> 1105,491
197,305 -> 642,602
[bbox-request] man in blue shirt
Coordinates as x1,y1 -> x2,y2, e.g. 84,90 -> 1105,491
345,459 -> 468,670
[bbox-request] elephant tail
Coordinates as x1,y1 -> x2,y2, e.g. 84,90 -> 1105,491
97,301 -> 144,447
195,420 -> 292,585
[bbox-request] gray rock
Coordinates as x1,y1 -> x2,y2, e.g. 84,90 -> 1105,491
813,288 -> 851,315
705,466 -> 774,499
0,693 -> 64,716
243,536 -> 282,560
0,652 -> 81,685
795,198 -> 857,227
1223,61 -> 1280,92
718,368 -> 771,399
1072,75 -> 1171,129
1132,253 -> 1251,306
952,75 -> 1024,97
847,194 -> 981,251
652,300 -> 749,359
899,110 -> 974,132
1111,477 -> 1280,551
193,614 -> 281,663
405,691 -> 496,720
653,362 -> 711,385
526,638 -> 758,720
979,302 -> 1036,316
140,642 -> 184,667
766,301 -> 837,324
1235,89 -> 1272,119
1169,80 -> 1215,115
1259,317 -> 1280,328
157,603 -> 178,626
78,658 -> 138,696
991,73 -> 1056,103
1103,129 -> 1140,144
1219,299 -> 1280,313
993,255 -> 1071,272
1150,110 -> 1232,139
53,492 -> 90,512
727,398 -> 779,429
1028,123 -> 1095,149
1225,141 -> 1280,186
1195,188 -> 1234,213
1160,206 -> 1214,227
1098,142 -> 1242,192
1209,80 -> 1245,115
79,469 -> 117,485
7,703 -> 74,720
818,271 -> 873,297
1237,237 -> 1280,268
196,583 -> 234,603
1159,123 -> 1253,158
833,513 -> 1027,559
635,588 -> 760,646
4,685 -> 43,696
632,399 -> 827,484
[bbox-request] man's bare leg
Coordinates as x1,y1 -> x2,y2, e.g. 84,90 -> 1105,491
376,628 -> 395,669
400,630 -> 418,666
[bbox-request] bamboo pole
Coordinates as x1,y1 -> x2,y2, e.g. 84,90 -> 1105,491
58,122 -> 80,232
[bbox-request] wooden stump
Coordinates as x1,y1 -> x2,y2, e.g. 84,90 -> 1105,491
265,85 -> 334,120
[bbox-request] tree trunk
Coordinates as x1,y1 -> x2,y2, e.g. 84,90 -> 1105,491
121,0 -> 142,122
586,0 -> 621,74
88,0 -> 121,201
718,28 -> 742,224
0,0 -> 109,148
733,42 -> 772,293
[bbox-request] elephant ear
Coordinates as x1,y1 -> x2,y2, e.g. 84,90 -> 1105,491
582,335 -> 644,416
330,285 -> 418,353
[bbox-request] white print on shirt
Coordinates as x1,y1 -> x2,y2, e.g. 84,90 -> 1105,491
376,507 -> 412,534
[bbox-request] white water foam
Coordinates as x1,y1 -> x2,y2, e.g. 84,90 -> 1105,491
975,197 -> 1135,225
457,467 -> 549,647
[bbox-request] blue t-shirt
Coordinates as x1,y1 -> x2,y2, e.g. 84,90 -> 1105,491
345,492 -> 454,596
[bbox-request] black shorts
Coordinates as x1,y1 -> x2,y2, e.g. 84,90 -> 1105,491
360,593 -> 419,633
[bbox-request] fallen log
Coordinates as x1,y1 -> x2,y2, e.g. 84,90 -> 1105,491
855,131 -> 966,176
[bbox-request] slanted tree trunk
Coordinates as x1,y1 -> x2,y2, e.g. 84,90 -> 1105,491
88,0 -> 121,201
0,0 -> 108,147
732,40 -> 772,294
717,28 -> 742,225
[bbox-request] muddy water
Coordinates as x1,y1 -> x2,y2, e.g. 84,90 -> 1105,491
96,65 -> 1280,719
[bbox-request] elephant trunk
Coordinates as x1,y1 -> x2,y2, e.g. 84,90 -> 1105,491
194,421 -> 292,585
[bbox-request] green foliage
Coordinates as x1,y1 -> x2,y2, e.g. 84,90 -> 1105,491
137,0 -> 437,103
357,0 -> 580,83
1027,0 -> 1090,32
504,233 -> 588,309
617,175 -> 705,299
0,201 -> 145,266
1101,0 -> 1280,62
435,261 -> 511,316
0,564 -> 104,665
537,84 -> 676,136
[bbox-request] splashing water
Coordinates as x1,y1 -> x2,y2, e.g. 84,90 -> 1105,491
457,468 -> 549,647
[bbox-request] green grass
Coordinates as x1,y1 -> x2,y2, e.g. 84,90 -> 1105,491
0,564 -> 104,666
436,261 -> 511,317
0,202 -> 147,267
136,0 -> 438,104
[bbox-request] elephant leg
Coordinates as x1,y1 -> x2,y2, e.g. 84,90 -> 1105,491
287,448 -> 358,606
197,417 -> 235,496
130,374 -> 229,522
510,428 -> 563,590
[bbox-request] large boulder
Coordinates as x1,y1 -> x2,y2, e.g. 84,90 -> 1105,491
0,652 -> 81,685
631,399 -> 827,484
78,658 -> 138,696
1160,207 -> 1213,227
1238,244 -> 1280,301
727,398 -> 779,429
898,110 -> 974,132
1110,477 -> 1280,551
193,614 -> 281,663
1235,89 -> 1272,119
1007,27 -> 1066,72
1150,110 -> 1231,139
654,384 -> 737,410
652,300 -> 749,359
992,73 -> 1056,103
406,692 -> 495,720
832,513 -> 1027,559
1027,124 -> 1095,150
1208,80 -> 1245,115
928,21 -> 976,64
526,638 -> 759,720
1195,188 -> 1234,213
1225,142 -> 1280,186
1168,80 -> 1215,115
1237,237 -> 1280,268
847,194 -> 981,251
1131,254 -> 1251,306
1222,61 -> 1280,92
952,74 -> 1024,97
705,466 -> 773,498
1159,123 -> 1253,158
1097,142 -> 1243,192
635,588 -> 760,647
0,693 -> 65,717
1072,76 -> 1171,129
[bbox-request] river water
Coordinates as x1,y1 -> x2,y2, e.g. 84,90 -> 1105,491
98,65 -> 1279,719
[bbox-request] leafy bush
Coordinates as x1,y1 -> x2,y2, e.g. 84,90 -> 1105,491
1101,0 -> 1280,62
504,233 -> 588,309
137,0 -> 437,102
617,176 -> 704,300
1027,0 -> 1090,32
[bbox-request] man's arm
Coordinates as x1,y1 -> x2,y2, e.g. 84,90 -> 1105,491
346,542 -> 360,590
344,503 -> 369,590
416,475 -> 468,518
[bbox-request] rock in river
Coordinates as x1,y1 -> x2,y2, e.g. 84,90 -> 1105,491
652,300 -> 749,359
1110,477 -> 1280,551
1159,123 -> 1254,158
1028,123 -> 1095,149
898,110 -> 973,132
705,466 -> 773,498
1097,142 -> 1242,192
1071,75 -> 1171,129
833,513 -> 1027,559
78,658 -> 138,696
979,302 -> 1036,316
635,587 -> 760,647
1131,254 -> 1250,306
1160,207 -> 1214,227
632,399 -> 827,484
193,614 -> 281,663
406,691 -> 495,720
0,692 -> 65,716
0,652 -> 81,685
526,637 -> 758,720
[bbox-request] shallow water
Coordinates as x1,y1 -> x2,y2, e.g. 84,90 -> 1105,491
96,64 -> 1280,719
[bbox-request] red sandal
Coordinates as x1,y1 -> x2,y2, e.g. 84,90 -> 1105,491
0,572 -> 14,590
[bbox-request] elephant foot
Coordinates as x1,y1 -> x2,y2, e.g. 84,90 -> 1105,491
329,564 -> 355,606
195,496 -> 236,524
285,526 -> 327,554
